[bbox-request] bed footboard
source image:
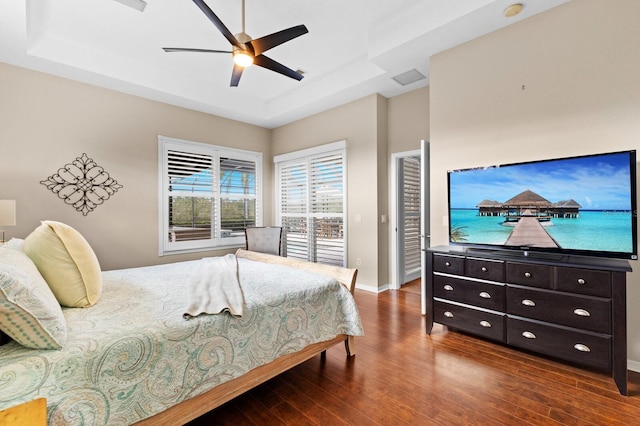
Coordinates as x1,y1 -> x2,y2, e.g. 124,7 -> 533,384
235,249 -> 358,294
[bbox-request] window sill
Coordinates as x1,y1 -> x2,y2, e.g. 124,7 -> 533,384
159,243 -> 244,257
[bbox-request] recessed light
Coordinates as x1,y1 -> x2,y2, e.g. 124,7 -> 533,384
504,3 -> 523,18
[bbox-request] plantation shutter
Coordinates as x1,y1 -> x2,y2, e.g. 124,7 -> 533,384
219,157 -> 258,234
309,152 -> 344,265
276,141 -> 346,267
159,136 -> 262,255
402,157 -> 422,275
280,160 -> 309,260
167,149 -> 216,243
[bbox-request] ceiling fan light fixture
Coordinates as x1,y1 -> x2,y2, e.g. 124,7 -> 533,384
233,50 -> 254,67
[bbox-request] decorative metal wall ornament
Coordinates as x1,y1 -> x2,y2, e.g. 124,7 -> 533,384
40,153 -> 123,216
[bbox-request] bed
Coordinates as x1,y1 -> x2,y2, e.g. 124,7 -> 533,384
0,237 -> 363,425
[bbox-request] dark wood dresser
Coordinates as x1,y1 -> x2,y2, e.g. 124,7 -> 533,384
425,245 -> 632,395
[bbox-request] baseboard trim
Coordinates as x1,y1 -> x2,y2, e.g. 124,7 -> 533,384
355,282 -> 383,293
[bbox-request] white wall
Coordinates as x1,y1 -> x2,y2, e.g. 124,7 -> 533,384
429,0 -> 640,366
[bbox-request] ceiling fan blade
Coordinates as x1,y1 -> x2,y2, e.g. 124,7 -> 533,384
231,63 -> 244,87
192,0 -> 241,48
254,54 -> 304,81
250,25 -> 309,56
163,47 -> 232,54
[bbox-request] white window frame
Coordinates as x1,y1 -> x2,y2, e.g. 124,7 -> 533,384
274,140 -> 347,266
158,135 -> 263,255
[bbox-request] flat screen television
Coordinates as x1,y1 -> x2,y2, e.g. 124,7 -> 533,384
447,150 -> 638,260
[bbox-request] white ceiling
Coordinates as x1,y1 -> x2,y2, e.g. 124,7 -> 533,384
0,0 -> 570,128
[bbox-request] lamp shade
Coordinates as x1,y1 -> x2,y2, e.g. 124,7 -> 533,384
0,200 -> 16,226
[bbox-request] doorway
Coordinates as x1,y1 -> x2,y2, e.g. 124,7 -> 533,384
391,149 -> 422,290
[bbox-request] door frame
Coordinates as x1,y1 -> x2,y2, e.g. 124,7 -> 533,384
390,149 -> 421,290
420,140 -> 430,315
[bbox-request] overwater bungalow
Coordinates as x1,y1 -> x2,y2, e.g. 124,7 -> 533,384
502,189 -> 554,222
476,199 -> 503,216
475,190 -> 582,222
551,199 -> 582,218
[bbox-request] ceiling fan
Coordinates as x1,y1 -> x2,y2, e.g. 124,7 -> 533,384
163,0 -> 308,87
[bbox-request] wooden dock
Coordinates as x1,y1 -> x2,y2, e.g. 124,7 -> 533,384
504,211 -> 559,248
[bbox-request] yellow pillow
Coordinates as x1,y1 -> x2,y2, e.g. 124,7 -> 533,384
23,221 -> 102,308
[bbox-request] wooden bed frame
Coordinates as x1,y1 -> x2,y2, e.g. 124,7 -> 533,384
135,249 -> 358,425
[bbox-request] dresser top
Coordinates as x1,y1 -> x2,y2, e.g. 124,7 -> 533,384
428,245 -> 632,273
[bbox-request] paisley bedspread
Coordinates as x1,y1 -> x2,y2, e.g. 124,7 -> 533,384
0,257 -> 364,425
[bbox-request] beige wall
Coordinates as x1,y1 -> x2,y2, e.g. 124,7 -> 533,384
376,95 -> 389,288
0,62 -> 272,270
430,0 -> 640,365
0,59 -> 420,292
271,94 -> 387,290
388,87 -> 430,154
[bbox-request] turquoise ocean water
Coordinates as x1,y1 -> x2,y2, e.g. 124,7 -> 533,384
450,209 -> 634,253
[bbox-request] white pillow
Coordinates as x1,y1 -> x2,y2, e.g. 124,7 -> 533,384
3,237 -> 24,250
0,246 -> 67,349
23,221 -> 102,308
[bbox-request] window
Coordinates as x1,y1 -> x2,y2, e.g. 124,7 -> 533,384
275,141 -> 346,266
158,136 -> 262,255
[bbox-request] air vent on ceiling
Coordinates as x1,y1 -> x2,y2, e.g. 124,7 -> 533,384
392,69 -> 426,86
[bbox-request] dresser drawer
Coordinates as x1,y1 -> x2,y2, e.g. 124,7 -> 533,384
507,316 -> 611,371
506,285 -> 611,334
434,300 -> 505,342
556,267 -> 611,297
466,258 -> 505,282
506,262 -> 552,288
434,274 -> 505,311
433,254 -> 465,275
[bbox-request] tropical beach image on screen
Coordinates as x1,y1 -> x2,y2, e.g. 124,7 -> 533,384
447,151 -> 636,255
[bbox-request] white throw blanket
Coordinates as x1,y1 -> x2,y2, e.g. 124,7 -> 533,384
183,254 -> 244,319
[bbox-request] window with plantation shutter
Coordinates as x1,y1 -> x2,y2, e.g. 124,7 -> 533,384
275,141 -> 346,266
158,136 -> 262,255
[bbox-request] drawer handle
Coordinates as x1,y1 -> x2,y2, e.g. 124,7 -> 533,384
574,343 -> 591,353
444,311 -> 454,318
521,299 -> 536,307
574,308 -> 591,317
481,266 -> 488,272
479,292 -> 491,299
524,272 -> 532,278
444,284 -> 454,291
480,320 -> 492,328
577,278 -> 586,285
522,331 -> 536,339
445,261 -> 451,267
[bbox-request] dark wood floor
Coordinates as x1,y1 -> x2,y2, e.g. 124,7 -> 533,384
188,280 -> 640,425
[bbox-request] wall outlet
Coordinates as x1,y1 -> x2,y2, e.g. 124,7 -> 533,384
356,258 -> 362,266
